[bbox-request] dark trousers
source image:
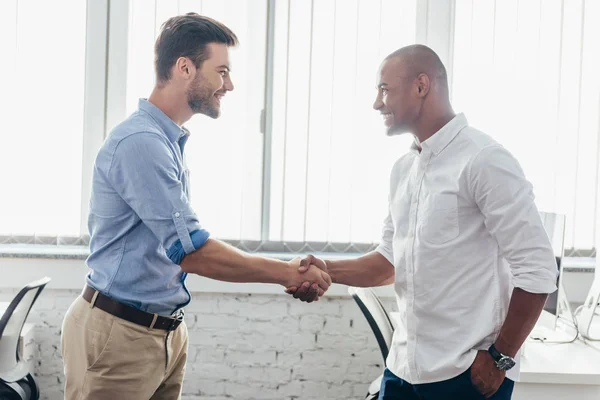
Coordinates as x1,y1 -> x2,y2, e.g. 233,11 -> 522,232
379,368 -> 515,400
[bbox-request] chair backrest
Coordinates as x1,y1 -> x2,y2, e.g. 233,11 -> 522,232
348,287 -> 394,364
0,277 -> 51,378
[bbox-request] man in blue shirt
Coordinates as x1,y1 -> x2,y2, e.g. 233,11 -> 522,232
61,13 -> 330,399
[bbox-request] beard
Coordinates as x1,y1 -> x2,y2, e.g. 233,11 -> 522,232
187,74 -> 220,119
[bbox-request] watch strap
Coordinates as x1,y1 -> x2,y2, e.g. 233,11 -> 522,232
488,343 -> 503,362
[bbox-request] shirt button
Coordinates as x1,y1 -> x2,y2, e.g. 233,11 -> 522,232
174,212 -> 181,218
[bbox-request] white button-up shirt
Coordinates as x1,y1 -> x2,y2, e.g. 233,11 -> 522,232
376,113 -> 558,384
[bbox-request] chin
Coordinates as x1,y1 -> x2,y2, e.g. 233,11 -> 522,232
208,100 -> 221,119
201,106 -> 220,119
386,123 -> 409,137
210,108 -> 221,119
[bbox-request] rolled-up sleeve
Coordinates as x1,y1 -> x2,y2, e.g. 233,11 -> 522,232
108,132 -> 210,264
468,145 -> 557,294
376,200 -> 394,266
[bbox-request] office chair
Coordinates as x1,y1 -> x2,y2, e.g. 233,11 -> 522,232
348,287 -> 395,400
0,277 -> 51,400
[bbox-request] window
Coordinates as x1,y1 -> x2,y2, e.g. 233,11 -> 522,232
3,0 -> 599,257
268,0 -> 418,243
452,0 -> 600,254
124,0 -> 418,246
0,0 -> 87,236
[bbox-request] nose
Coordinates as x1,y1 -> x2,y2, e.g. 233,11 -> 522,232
224,75 -> 234,92
373,93 -> 383,111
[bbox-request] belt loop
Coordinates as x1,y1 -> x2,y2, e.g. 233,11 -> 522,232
149,313 -> 158,330
89,290 -> 99,309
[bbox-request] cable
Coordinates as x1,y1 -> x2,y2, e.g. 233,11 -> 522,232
528,307 -> 582,344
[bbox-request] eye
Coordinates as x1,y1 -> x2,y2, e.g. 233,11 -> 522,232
381,88 -> 389,96
219,70 -> 228,77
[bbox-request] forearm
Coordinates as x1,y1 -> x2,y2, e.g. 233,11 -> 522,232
326,252 -> 394,287
495,287 -> 548,357
180,238 -> 290,286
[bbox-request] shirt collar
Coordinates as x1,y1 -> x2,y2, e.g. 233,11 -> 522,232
138,98 -> 188,144
420,113 -> 468,155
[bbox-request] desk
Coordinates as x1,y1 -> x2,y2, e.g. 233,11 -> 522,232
388,311 -> 600,400
516,338 -> 600,400
514,312 -> 600,400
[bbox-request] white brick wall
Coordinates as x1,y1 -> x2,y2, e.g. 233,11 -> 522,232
0,288 -> 395,400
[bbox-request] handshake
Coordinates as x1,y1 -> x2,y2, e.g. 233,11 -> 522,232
283,255 -> 330,303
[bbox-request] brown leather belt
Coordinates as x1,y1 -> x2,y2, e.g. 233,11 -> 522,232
82,285 -> 183,331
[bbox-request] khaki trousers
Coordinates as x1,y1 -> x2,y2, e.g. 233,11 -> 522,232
61,296 -> 188,400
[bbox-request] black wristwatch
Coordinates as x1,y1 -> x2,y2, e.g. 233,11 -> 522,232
487,344 -> 516,371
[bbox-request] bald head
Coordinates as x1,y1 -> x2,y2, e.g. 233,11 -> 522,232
373,44 -> 454,138
385,44 -> 449,94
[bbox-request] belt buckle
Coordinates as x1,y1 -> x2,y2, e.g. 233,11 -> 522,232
168,313 -> 183,331
168,319 -> 177,331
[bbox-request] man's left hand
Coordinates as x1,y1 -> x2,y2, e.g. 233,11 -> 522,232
470,350 -> 506,398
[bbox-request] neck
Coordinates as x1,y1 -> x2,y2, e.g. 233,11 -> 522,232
412,104 -> 455,144
148,85 -> 193,126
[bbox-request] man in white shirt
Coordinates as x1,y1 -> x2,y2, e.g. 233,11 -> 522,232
286,45 -> 558,399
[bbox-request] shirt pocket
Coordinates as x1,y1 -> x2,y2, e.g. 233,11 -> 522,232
420,193 -> 459,244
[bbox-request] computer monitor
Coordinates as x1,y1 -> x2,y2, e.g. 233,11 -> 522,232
543,256 -> 562,316
539,212 -> 568,328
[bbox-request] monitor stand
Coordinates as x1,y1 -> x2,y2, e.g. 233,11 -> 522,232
577,274 -> 600,340
529,282 -> 577,343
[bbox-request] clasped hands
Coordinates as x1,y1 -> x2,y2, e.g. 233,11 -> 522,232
285,254 -> 328,303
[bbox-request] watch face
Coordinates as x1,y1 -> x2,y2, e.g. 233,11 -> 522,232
497,356 -> 516,371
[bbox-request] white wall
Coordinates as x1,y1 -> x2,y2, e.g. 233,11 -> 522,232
0,285 -> 393,400
0,255 -> 595,400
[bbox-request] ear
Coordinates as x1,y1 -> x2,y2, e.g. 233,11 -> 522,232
173,57 -> 195,81
416,73 -> 431,98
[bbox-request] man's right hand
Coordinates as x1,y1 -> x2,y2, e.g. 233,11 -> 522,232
284,256 -> 331,303
285,254 -> 329,302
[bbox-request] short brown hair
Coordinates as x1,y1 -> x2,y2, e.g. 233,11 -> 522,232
154,13 -> 238,83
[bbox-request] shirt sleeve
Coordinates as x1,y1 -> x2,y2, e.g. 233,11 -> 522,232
376,198 -> 394,266
468,144 -> 557,294
108,132 -> 210,264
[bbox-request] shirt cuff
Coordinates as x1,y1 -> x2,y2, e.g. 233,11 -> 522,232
375,244 -> 394,267
512,267 -> 558,294
166,229 -> 210,265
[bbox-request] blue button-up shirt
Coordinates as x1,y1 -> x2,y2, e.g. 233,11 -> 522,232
86,99 -> 210,316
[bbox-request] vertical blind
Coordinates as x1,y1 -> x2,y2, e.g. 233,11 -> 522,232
0,0 -> 87,235
125,0 -> 418,245
269,0 -> 417,244
4,0 -> 599,256
452,0 -> 600,254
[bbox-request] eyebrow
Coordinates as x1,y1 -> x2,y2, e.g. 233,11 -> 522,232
217,65 -> 230,71
377,83 -> 388,89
